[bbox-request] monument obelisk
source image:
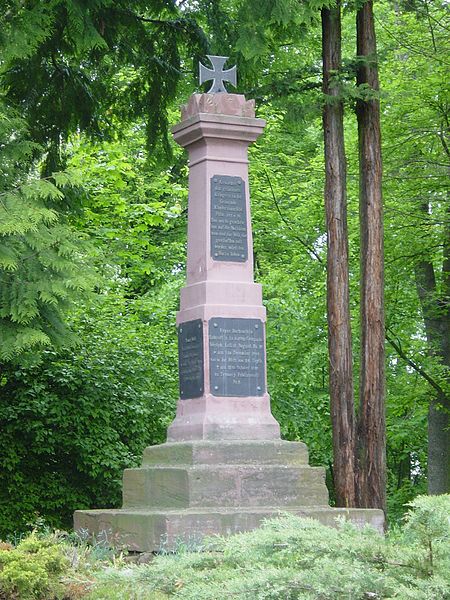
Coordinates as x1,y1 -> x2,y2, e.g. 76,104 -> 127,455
74,57 -> 384,550
167,55 -> 279,442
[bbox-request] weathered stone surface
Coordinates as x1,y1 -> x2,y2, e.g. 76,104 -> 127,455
181,93 -> 255,120
124,441 -> 324,511
141,440 -> 309,467
122,464 -> 329,509
74,506 -> 385,552
74,440 -> 384,551
166,404 -> 280,442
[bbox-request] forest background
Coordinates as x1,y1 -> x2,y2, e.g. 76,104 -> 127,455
0,0 -> 448,538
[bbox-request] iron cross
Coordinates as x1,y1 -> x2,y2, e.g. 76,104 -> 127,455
199,55 -> 237,93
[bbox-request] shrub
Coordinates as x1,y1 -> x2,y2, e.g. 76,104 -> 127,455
97,494 -> 449,600
0,286 -> 179,538
0,534 -> 68,600
2,495 -> 449,599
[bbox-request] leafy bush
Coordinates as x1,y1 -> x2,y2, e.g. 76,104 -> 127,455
0,285 -> 180,538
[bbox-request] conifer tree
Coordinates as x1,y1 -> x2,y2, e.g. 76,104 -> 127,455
1,0 -> 207,170
0,0 -> 207,362
355,0 -> 386,514
0,107 -> 89,361
322,1 -> 357,508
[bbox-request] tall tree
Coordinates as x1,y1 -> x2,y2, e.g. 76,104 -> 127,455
0,0 -> 206,361
415,200 -> 450,494
355,0 -> 386,512
1,0 -> 207,171
321,2 -> 356,508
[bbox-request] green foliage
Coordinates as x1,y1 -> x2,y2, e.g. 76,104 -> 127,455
248,0 -> 449,505
0,533 -> 68,600
1,0 -> 208,166
402,494 -> 450,575
0,108 -> 90,361
0,0 -> 448,539
247,108 -> 333,472
235,0 -> 323,62
84,495 -> 450,599
68,122 -> 188,295
1,498 -> 448,598
0,285 -> 180,538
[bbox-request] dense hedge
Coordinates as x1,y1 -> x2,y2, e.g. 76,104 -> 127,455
0,290 -> 179,538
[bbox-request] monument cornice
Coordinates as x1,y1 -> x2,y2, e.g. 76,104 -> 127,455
171,112 -> 266,148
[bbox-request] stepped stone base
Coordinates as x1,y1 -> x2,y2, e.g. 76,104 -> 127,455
74,506 -> 384,552
74,441 -> 384,551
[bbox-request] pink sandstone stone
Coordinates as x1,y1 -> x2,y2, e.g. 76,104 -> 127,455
181,93 -> 256,120
168,94 -> 280,442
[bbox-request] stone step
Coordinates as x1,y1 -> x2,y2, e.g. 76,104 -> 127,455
122,464 -> 329,509
74,506 -> 385,552
141,440 -> 309,467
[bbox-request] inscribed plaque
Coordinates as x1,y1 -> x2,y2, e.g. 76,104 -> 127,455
210,175 -> 248,262
178,319 -> 204,399
209,317 -> 265,397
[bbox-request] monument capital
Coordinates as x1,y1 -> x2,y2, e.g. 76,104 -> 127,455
180,93 -> 256,120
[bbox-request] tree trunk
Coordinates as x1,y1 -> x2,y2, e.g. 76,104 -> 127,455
355,0 -> 386,513
415,201 -> 450,494
322,2 -> 357,507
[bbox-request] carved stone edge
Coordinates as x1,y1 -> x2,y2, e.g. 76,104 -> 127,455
181,93 -> 255,120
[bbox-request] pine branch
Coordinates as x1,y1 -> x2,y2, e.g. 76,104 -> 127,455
115,8 -> 191,32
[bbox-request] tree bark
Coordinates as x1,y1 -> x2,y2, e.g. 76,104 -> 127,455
322,2 -> 357,507
355,0 -> 386,513
415,202 -> 450,494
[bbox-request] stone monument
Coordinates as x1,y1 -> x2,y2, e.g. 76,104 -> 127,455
74,56 -> 384,550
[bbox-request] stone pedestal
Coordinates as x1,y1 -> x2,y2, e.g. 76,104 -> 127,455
74,440 -> 384,551
74,93 -> 384,549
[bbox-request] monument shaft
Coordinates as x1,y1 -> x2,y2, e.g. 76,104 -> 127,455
168,93 -> 280,442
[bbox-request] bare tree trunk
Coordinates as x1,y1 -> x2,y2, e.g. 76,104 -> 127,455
415,202 -> 450,494
355,0 -> 386,513
322,2 -> 357,507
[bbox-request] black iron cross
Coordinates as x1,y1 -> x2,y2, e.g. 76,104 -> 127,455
199,55 -> 237,93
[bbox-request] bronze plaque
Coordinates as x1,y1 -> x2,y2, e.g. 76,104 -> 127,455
178,319 -> 204,399
210,175 -> 248,262
209,317 -> 265,397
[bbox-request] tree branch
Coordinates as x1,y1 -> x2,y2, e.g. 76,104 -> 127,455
114,8 -> 189,32
386,329 -> 447,397
263,169 -> 324,263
